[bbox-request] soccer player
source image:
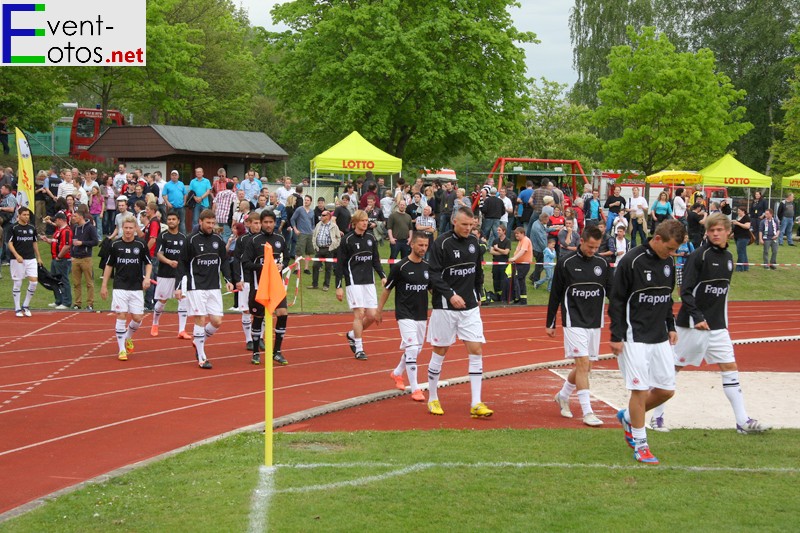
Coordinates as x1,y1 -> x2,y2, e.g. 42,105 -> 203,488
150,211 -> 191,339
547,225 -> 611,427
175,209 -> 234,369
649,214 -> 770,435
100,215 -> 152,361
377,231 -> 431,402
609,219 -> 685,465
426,206 -> 493,418
241,210 -> 289,365
335,210 -> 386,361
8,207 -> 43,317
232,212 -> 259,350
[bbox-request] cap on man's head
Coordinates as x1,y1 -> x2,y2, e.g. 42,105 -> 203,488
171,170 -> 179,175
54,212 -> 67,221
117,195 -> 128,202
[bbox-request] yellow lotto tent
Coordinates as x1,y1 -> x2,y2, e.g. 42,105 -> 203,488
698,154 -> 772,188
782,175 -> 800,189
310,131 -> 402,198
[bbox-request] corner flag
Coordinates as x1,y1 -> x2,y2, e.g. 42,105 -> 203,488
254,242 -> 287,466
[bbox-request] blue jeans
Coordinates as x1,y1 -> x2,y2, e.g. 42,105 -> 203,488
631,218 -> 647,247
219,223 -> 232,244
481,218 -> 500,247
606,212 -> 618,235
51,258 -> 72,306
103,209 -> 116,235
390,240 -> 411,260
779,217 -> 794,245
438,212 -> 452,235
193,204 -> 208,227
735,238 -> 749,271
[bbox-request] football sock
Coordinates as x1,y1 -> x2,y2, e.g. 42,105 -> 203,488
651,403 -> 665,419
393,355 -> 406,376
274,315 -> 287,352
115,318 -> 127,352
12,279 -> 21,310
153,301 -> 165,325
722,370 -> 749,426
126,319 -> 141,339
405,346 -> 420,391
577,389 -> 593,416
623,409 -> 632,424
241,313 -> 252,342
631,426 -> 647,450
193,324 -> 207,362
558,381 -> 576,401
251,324 -> 262,354
23,281 -> 37,307
204,322 -> 219,338
468,354 -> 482,406
177,299 -> 188,332
354,337 -> 364,353
427,353 -> 445,402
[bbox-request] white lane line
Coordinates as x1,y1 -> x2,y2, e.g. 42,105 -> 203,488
274,463 -> 433,494
247,466 -> 275,533
0,389 -> 261,458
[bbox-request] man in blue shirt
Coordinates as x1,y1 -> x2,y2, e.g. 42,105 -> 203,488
162,170 -> 187,229
239,171 -> 262,206
291,195 -> 316,274
189,168 -> 213,230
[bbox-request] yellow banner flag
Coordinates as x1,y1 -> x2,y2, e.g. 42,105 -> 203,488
14,128 -> 35,215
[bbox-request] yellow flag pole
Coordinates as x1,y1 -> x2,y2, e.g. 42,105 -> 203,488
264,308 -> 274,467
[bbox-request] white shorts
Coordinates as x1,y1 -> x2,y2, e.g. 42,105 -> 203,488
398,319 -> 427,350
10,258 -> 38,281
564,327 -> 601,361
346,284 -> 377,309
427,308 -> 485,347
238,282 -> 251,312
674,327 -> 735,367
618,340 -> 676,391
154,277 -> 176,301
111,289 -> 144,315
186,289 -> 224,317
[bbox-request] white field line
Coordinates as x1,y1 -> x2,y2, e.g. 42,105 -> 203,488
266,461 -> 800,497
247,466 -> 275,533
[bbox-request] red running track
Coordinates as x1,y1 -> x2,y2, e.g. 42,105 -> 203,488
0,302 -> 798,515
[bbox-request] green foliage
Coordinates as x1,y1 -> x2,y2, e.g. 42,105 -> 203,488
0,68 -> 68,132
266,0 -> 536,165
501,77 -> 600,170
771,30 -> 800,179
592,27 -> 751,175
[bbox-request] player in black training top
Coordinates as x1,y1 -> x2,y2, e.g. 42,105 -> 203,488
650,213 -> 770,435
233,212 -> 259,351
609,219 -> 685,466
241,210 -> 289,366
377,231 -> 431,403
100,214 -> 152,362
546,224 -> 612,427
150,210 -> 190,339
335,210 -> 386,361
425,206 -> 492,419
175,209 -> 233,370
8,207 -> 43,317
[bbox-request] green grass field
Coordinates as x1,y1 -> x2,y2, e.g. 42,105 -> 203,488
1,238 -> 798,313
1,429 -> 798,531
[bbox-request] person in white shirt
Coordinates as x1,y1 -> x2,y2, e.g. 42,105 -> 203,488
673,187 -> 688,227
499,186 -> 514,224
627,186 -> 648,247
276,176 -> 294,206
81,169 -> 99,196
380,190 -> 395,219
113,164 -> 128,195
56,169 -> 78,199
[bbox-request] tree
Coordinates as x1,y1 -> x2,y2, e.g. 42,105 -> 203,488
0,69 -> 67,132
592,27 -> 751,176
502,78 -> 599,170
569,0 -> 687,108
266,0 -> 537,165
680,0 -> 798,174
770,31 -> 800,181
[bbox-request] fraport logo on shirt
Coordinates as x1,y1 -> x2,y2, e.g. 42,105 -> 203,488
1,0 -> 145,66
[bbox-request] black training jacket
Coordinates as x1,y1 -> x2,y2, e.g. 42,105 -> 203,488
546,247 -> 612,329
676,241 -> 733,330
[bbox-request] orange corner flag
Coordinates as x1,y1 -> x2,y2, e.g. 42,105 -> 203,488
255,242 -> 287,314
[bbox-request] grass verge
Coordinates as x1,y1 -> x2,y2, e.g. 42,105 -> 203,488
2,429 -> 798,532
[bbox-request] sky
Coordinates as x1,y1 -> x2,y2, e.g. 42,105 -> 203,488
238,0 -> 578,87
